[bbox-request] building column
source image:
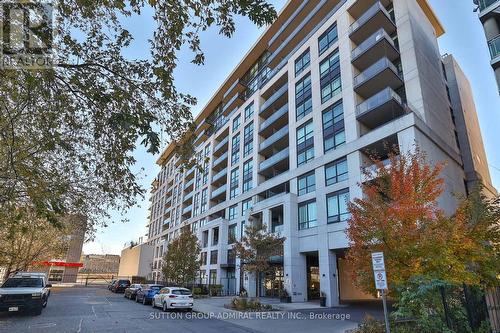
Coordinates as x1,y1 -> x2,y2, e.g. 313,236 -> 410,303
319,249 -> 340,307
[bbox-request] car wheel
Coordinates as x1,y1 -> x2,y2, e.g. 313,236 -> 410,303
33,307 -> 42,315
42,296 -> 48,308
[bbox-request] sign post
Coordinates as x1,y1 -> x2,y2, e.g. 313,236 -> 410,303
372,252 -> 390,333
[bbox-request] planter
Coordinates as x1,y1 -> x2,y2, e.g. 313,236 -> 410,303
320,296 -> 326,307
280,296 -> 292,303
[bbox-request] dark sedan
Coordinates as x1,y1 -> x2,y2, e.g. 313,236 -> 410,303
135,284 -> 163,305
124,284 -> 142,300
110,279 -> 131,293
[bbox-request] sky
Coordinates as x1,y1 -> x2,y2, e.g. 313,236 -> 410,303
82,0 -> 500,255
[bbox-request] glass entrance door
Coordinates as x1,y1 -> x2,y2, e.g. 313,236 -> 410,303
307,254 -> 320,300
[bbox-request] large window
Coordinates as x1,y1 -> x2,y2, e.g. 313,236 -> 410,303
325,158 -> 348,186
242,159 -> 253,193
322,101 -> 345,152
244,103 -> 254,121
228,224 -> 237,244
200,188 -> 208,213
295,73 -> 312,120
233,114 -> 241,132
297,171 -> 315,196
327,189 -> 350,223
297,121 -> 314,166
228,205 -> 238,220
242,198 -> 253,215
295,48 -> 310,76
229,168 -> 239,199
200,252 -> 207,266
320,50 -> 341,103
231,134 -> 240,165
318,23 -> 338,55
212,227 -> 219,246
210,250 -> 218,265
298,200 -> 317,230
243,122 -> 254,157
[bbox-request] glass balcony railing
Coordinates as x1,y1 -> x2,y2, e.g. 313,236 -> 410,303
183,178 -> 194,190
182,205 -> 193,215
214,136 -> 229,152
212,168 -> 228,183
183,191 -> 194,202
353,57 -> 401,87
259,103 -> 288,132
259,147 -> 289,172
349,2 -> 394,35
211,184 -> 227,199
356,87 -> 404,118
478,0 -> 499,12
259,125 -> 289,152
212,151 -> 228,168
352,28 -> 397,60
259,83 -> 288,115
488,35 -> 500,61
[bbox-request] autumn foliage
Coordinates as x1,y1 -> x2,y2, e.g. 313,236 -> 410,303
346,148 -> 500,295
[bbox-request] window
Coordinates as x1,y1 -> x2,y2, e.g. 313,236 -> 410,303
243,122 -> 254,157
202,230 -> 209,247
200,188 -> 208,213
209,270 -> 217,284
297,121 -> 314,166
298,200 -> 317,230
322,101 -> 345,152
227,249 -> 236,265
200,252 -> 207,266
228,205 -> 238,220
325,158 -> 348,186
327,189 -> 350,223
295,74 -> 312,120
295,49 -> 310,76
193,193 -> 200,216
212,227 -> 219,246
244,103 -> 254,121
319,50 -> 341,103
228,224 -> 237,244
298,171 -> 315,196
233,114 -> 241,132
242,159 -> 253,192
242,198 -> 253,215
318,23 -> 338,55
210,251 -> 218,265
231,134 -> 240,165
229,168 -> 239,199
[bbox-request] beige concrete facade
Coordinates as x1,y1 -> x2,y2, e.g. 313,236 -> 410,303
118,243 -> 153,278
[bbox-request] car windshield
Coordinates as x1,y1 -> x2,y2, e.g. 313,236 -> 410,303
172,289 -> 191,295
2,278 -> 43,288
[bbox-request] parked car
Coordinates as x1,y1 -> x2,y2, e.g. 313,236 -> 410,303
107,280 -> 116,290
135,284 -> 164,305
110,279 -> 130,293
124,284 -> 142,300
0,273 -> 52,315
152,287 -> 193,312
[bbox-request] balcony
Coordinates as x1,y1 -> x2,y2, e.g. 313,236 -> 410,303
194,129 -> 208,146
356,87 -> 407,129
223,78 -> 245,101
213,136 -> 229,154
353,57 -> 403,98
183,190 -> 194,203
183,178 -> 194,191
182,205 -> 193,216
479,0 -> 499,14
212,151 -> 228,170
185,166 -> 195,180
223,92 -> 244,115
259,83 -> 288,118
259,147 -> 289,178
211,184 -> 227,200
259,103 -> 288,136
352,28 -> 400,71
349,2 -> 396,44
488,35 -> 500,67
211,168 -> 228,185
259,125 -> 289,156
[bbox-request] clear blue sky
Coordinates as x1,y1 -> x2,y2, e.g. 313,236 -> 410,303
83,0 -> 500,255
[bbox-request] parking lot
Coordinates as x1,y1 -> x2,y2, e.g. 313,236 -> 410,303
0,286 -> 260,333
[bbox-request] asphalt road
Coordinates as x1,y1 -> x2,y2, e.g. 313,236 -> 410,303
0,286 -> 261,333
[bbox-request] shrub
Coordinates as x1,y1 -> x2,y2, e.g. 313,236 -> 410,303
228,297 -> 273,311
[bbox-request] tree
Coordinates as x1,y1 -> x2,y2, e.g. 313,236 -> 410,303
0,208 -> 79,281
233,222 -> 285,296
161,228 -> 200,286
0,1 -> 277,234
347,148 -> 500,296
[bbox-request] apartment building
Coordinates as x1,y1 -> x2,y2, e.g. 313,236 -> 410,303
146,0 -> 496,306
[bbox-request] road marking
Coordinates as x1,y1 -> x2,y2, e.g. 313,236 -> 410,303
92,305 -> 97,318
76,318 -> 83,333
29,323 -> 57,329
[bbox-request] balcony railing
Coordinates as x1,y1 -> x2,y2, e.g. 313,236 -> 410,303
488,35 -> 500,61
354,57 -> 401,87
352,28 -> 396,60
211,184 -> 227,199
259,83 -> 288,115
214,136 -> 229,153
356,87 -> 404,118
212,151 -> 228,168
259,147 -> 289,172
183,178 -> 194,190
259,125 -> 289,152
479,0 -> 499,12
182,205 -> 193,215
349,2 -> 394,35
259,103 -> 288,132
211,168 -> 228,183
183,191 -> 194,202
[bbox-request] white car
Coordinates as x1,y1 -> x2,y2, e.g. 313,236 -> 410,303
152,287 -> 193,312
0,274 -> 52,315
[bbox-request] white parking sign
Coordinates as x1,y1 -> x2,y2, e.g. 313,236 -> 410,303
374,270 -> 388,290
371,252 -> 388,290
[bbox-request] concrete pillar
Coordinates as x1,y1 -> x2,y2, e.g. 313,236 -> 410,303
319,250 -> 340,307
